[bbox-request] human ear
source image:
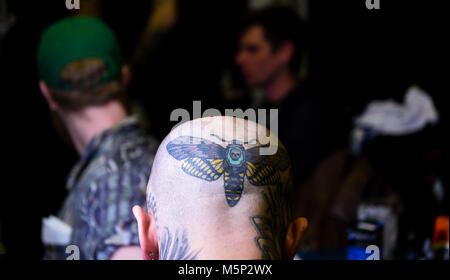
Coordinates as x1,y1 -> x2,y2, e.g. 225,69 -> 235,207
39,81 -> 59,111
132,205 -> 159,260
283,217 -> 308,260
277,41 -> 295,66
121,65 -> 132,88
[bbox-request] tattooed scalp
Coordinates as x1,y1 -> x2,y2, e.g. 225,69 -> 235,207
146,116 -> 293,259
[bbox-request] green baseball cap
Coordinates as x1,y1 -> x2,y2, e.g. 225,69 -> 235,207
37,16 -> 122,90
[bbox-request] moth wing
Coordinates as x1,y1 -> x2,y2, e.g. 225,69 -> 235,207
167,136 -> 225,160
246,161 -> 280,186
181,157 -> 225,182
245,145 -> 290,171
245,145 -> 289,186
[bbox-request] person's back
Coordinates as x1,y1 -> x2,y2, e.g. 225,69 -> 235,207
133,116 -> 307,260
37,16 -> 159,259
55,116 -> 158,260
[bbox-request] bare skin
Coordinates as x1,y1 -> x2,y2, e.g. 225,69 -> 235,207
39,65 -> 131,155
41,83 -> 127,155
134,116 -> 308,260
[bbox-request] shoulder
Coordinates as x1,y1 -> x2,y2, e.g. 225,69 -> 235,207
102,130 -> 159,170
79,134 -> 159,193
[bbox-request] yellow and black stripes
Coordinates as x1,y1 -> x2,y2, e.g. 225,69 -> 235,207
246,162 -> 280,186
181,157 -> 224,181
223,169 -> 245,207
167,135 -> 290,208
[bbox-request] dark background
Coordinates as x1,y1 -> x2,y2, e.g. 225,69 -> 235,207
1,0 -> 446,259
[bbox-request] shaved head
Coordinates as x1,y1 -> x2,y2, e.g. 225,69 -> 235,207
134,116 -> 307,260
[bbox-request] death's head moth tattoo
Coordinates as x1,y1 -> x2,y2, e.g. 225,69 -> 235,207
166,134 -> 289,207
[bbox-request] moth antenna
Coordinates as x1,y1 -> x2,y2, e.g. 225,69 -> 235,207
210,134 -> 232,144
243,139 -> 257,145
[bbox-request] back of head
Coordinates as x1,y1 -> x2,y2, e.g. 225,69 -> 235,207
146,116 -> 295,259
37,16 -> 124,112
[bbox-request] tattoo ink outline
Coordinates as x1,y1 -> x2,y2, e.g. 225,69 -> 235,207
166,135 -> 289,207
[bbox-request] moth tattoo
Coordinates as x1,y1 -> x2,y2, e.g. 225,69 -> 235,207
166,135 -> 289,207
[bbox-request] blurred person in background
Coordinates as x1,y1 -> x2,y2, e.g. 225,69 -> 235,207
235,5 -> 347,189
295,86 -> 446,259
37,16 -> 158,259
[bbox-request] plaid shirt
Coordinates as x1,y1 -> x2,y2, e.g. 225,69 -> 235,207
45,117 -> 158,260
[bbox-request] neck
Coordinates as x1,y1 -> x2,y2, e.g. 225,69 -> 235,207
264,69 -> 297,104
59,101 -> 128,155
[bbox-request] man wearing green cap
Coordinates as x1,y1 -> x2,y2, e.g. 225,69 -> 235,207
37,16 -> 159,260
